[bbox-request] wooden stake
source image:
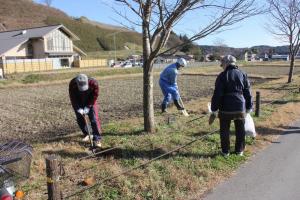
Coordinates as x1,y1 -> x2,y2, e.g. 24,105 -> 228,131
255,91 -> 261,117
46,155 -> 62,200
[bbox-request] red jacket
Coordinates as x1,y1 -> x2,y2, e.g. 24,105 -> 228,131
69,77 -> 99,110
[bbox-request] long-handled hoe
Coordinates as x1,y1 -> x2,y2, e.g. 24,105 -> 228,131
83,114 -> 96,154
179,97 -> 189,117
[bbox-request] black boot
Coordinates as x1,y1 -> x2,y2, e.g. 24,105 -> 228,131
174,100 -> 184,110
161,104 -> 167,113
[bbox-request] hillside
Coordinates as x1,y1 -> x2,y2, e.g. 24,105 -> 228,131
199,45 -> 290,59
0,0 -> 68,30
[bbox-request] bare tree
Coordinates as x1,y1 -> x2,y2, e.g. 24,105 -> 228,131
43,0 -> 53,7
213,38 -> 228,57
267,0 -> 300,83
113,0 -> 262,133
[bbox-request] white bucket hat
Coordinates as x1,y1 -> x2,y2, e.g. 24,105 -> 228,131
76,74 -> 89,91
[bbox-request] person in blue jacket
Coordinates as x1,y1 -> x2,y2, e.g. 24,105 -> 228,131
209,55 -> 253,156
159,58 -> 187,113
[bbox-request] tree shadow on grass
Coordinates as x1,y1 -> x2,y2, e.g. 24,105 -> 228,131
27,125 -> 78,144
103,129 -> 146,137
256,126 -> 282,136
41,146 -> 220,161
95,147 -> 220,160
42,149 -> 88,159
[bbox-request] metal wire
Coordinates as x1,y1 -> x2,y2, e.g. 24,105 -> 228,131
61,125 -> 188,180
63,129 -> 218,199
63,90 -> 296,197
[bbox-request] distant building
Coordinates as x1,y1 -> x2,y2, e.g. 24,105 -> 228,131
155,53 -> 194,64
244,51 -> 257,61
155,55 -> 177,63
0,24 -> 86,68
271,54 -> 289,61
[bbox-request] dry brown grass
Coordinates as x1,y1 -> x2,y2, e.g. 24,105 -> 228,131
4,66 -> 300,199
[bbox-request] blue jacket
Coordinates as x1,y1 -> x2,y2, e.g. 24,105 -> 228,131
211,65 -> 252,113
159,63 -> 178,86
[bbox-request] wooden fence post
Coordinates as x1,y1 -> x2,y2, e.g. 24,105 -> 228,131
46,155 -> 62,200
255,91 -> 260,117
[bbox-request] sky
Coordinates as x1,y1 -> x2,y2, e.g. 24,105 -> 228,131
34,0 -> 288,48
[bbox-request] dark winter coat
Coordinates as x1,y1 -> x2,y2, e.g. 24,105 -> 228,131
211,65 -> 252,114
69,77 -> 99,110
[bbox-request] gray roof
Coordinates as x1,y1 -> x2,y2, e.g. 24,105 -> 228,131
0,24 -> 80,56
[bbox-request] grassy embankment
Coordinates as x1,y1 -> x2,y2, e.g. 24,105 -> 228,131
16,63 -> 300,199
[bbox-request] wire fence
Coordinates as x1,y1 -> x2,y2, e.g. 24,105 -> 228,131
0,65 -> 297,199
51,87 -> 300,199
63,128 -> 218,199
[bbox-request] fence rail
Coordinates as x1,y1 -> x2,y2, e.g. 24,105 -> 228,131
74,59 -> 107,68
0,58 -> 108,76
1,58 -> 53,75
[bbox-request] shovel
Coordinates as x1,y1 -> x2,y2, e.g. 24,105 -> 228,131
179,97 -> 189,117
83,114 -> 96,154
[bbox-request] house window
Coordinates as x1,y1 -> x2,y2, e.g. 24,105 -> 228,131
46,30 -> 72,52
47,38 -> 54,51
60,58 -> 69,67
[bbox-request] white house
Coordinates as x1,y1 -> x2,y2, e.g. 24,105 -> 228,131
0,24 -> 86,70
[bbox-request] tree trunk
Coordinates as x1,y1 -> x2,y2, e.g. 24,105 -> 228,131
143,62 -> 155,133
288,54 -> 295,83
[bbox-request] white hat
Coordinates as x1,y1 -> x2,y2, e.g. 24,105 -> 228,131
176,58 -> 187,67
76,74 -> 88,91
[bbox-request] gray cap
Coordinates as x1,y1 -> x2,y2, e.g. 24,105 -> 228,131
75,74 -> 88,91
221,55 -> 236,66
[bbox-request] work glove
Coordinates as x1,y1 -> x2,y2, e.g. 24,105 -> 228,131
83,107 -> 90,114
208,112 -> 217,125
77,108 -> 84,115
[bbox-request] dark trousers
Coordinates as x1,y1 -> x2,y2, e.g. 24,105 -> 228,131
219,118 -> 245,153
75,105 -> 102,141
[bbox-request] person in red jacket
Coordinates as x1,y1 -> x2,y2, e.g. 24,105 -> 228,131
69,74 -> 102,148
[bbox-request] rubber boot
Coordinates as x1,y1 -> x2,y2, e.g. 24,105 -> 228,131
161,104 -> 167,113
174,100 -> 184,110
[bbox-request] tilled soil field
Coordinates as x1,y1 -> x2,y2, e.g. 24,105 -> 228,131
0,74 -> 265,143
241,65 -> 300,76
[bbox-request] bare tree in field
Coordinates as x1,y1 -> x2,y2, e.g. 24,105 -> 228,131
113,0 -> 262,133
267,0 -> 300,83
43,0 -> 53,7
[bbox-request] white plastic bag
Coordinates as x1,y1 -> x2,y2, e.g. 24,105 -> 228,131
207,102 -> 212,113
245,113 -> 256,137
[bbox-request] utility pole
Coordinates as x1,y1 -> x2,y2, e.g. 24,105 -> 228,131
114,33 -> 116,63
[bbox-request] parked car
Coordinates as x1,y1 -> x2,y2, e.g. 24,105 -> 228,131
111,62 -> 123,68
122,61 -> 133,68
132,60 -> 142,67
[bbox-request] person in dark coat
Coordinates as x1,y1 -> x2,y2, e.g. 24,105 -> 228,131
69,74 -> 102,148
209,55 -> 253,156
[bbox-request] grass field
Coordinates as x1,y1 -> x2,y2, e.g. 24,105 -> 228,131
2,62 -> 300,199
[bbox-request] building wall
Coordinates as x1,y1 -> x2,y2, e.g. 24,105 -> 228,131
4,42 -> 28,58
32,39 -> 46,58
44,29 -> 73,52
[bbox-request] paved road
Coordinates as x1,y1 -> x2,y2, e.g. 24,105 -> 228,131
203,120 -> 300,200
